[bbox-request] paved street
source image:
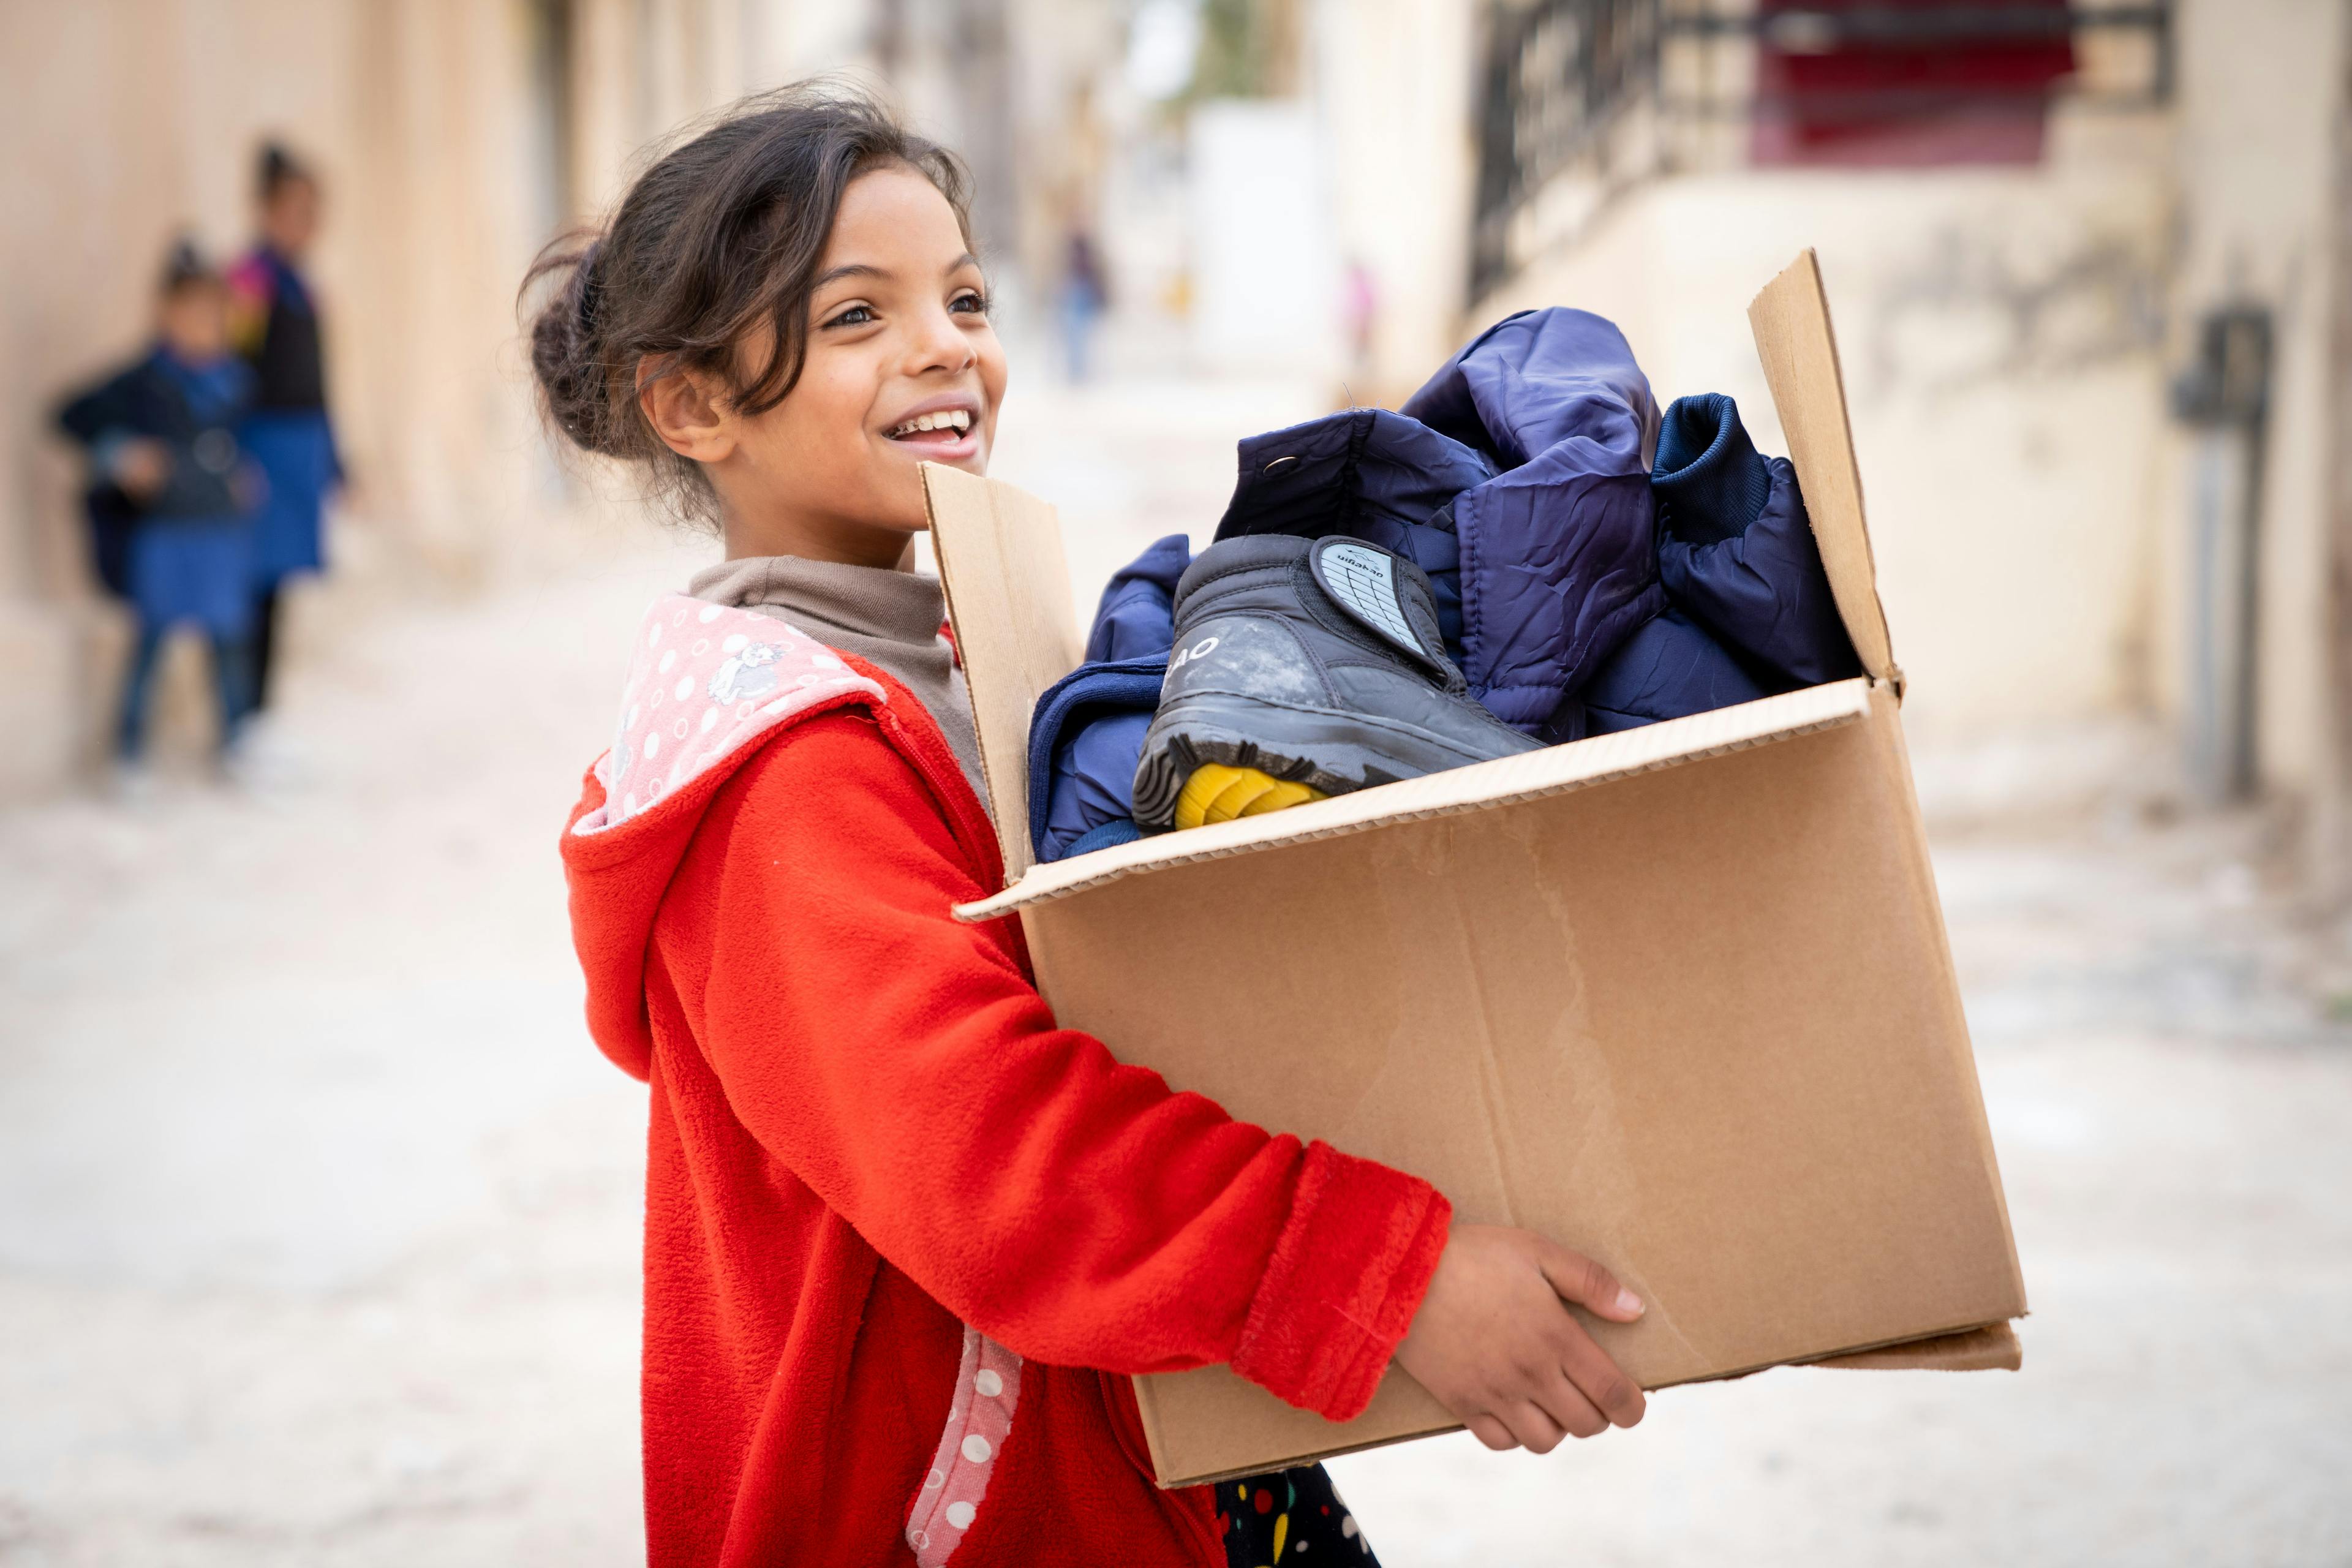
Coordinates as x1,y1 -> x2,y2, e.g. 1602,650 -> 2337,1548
3,375 -> 2348,1566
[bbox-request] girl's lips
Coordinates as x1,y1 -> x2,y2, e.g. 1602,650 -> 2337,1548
883,425 -> 982,462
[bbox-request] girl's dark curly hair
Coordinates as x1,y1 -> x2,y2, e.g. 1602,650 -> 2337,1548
523,81 -> 974,524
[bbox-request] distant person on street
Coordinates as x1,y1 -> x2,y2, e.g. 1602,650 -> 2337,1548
530,85 -> 1645,1568
227,140 -> 341,733
1058,226 -> 1108,381
56,240 -> 260,790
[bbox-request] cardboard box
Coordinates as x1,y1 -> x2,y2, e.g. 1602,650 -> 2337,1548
923,251 -> 2026,1488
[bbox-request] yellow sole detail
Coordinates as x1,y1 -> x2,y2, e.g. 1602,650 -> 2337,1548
1172,764 -> 1327,830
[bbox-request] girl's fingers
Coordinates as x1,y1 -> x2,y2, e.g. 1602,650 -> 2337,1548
1464,1413 -> 1520,1452
1556,1328 -> 1646,1428
1533,1368 -> 1609,1441
1534,1238 -> 1644,1321
1500,1400 -> 1569,1455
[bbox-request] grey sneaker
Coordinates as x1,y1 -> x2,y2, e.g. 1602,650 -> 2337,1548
1131,534 -> 1544,827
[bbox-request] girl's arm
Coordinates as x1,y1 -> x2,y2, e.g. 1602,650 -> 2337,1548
681,712 -> 1450,1423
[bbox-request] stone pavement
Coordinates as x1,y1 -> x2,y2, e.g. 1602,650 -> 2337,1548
2,375 -> 2348,1566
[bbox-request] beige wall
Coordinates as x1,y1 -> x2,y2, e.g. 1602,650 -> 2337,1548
2165,0 -> 2350,796
0,1 -> 548,782
1311,0 -> 1478,402
0,0 -> 786,790
1461,0 -> 2352,818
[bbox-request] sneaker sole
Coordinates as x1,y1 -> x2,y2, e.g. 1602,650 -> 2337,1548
1174,763 -> 1327,829
1133,692 -> 1536,827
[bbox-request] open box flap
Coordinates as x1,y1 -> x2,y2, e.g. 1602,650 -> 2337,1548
1748,250 -> 1899,688
956,676 -> 1875,921
922,464 -> 1085,883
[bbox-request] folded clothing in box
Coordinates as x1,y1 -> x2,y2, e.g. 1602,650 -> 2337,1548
1025,312 -> 1862,865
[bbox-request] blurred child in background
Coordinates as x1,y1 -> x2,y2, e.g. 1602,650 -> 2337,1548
228,140 -> 341,727
56,241 -> 260,788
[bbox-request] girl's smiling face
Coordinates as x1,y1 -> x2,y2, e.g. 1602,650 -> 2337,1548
640,164 -> 1007,568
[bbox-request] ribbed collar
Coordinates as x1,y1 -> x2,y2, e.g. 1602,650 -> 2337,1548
687,554 -> 949,650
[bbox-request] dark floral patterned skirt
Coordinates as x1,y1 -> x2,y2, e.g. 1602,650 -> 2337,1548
1216,1463 -> 1378,1566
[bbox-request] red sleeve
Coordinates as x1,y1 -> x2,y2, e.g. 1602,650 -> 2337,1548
681,714 -> 1449,1421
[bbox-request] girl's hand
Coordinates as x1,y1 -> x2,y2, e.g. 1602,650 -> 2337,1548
1392,1223 -> 1648,1453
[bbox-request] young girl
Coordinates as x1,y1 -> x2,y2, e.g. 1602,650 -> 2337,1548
541,86 -> 1647,1568
58,241 -> 259,778
227,141 -> 342,718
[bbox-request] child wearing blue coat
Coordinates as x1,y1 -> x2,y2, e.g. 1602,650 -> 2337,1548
56,242 -> 260,773
227,143 -> 342,717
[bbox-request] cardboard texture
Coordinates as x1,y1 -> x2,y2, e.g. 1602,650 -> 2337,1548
1746,249 -> 1899,688
923,465 -> 1085,884
924,251 -> 2024,1488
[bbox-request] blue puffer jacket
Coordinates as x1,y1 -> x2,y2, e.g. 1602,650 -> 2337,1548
1211,309 -> 1661,733
1026,535 -> 1191,863
1396,309 -> 1664,729
1578,394 -> 1860,733
1021,336 -> 1860,862
1652,393 -> 1859,690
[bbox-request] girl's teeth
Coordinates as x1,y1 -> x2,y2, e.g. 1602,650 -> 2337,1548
892,410 -> 971,437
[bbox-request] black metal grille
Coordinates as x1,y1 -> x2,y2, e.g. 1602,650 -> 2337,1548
1471,0 -> 1659,301
1469,1 -> 2176,300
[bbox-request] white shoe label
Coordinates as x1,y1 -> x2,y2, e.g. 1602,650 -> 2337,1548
1316,540 -> 1428,660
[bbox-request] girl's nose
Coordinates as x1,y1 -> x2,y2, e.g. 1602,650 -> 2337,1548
904,304 -> 976,377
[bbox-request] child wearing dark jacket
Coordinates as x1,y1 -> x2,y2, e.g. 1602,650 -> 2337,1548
542,85 -> 1648,1568
56,242 -> 260,774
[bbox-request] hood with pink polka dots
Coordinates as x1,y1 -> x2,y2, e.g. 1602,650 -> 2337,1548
564,594 -> 891,1084
574,594 -> 886,838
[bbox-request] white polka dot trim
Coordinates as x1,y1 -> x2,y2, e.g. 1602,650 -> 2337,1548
905,1326 -> 1022,1567
572,595 -> 886,837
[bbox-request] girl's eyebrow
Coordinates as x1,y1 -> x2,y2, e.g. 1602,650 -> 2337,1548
812,262 -> 888,290
812,253 -> 979,292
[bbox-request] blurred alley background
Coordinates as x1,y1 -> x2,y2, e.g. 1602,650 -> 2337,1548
3,1 -> 2350,1562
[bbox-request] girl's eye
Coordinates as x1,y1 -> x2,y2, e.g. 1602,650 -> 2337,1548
950,290 -> 988,316
824,304 -> 875,329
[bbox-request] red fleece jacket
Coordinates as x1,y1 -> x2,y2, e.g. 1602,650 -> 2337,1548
562,598 -> 1449,1568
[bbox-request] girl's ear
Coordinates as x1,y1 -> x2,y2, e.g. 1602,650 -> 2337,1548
640,359 -> 736,464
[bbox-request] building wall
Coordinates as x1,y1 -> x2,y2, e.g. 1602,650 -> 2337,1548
0,0 -> 787,791
1462,0 -> 2351,815
2164,0 -> 2350,797
1311,0 -> 1478,401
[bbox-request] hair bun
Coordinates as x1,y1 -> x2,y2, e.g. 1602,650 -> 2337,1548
529,238 -> 624,458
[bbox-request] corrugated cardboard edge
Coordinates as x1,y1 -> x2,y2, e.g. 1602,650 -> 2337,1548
1814,1321 -> 2022,1373
1748,249 -> 1900,690
954,677 -> 1875,922
1864,682 -> 2032,1318
1164,1420 -> 1458,1491
921,463 -> 1086,883
1158,1322 -> 2022,1488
